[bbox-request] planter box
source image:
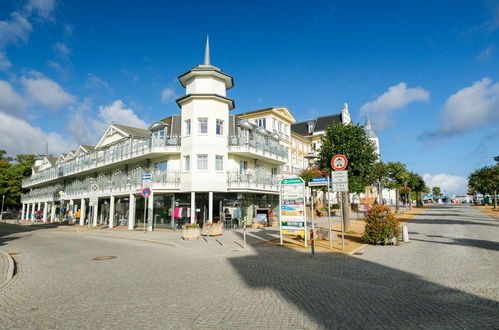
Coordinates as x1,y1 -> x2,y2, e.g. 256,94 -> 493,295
182,227 -> 200,240
201,223 -> 223,236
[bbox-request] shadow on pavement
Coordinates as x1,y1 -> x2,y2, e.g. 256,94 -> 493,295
228,231 -> 499,328
0,222 -> 73,248
413,235 -> 499,252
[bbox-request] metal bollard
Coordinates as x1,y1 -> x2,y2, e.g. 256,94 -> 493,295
402,224 -> 410,242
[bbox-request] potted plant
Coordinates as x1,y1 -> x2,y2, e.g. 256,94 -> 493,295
362,205 -> 400,245
182,223 -> 200,240
200,222 -> 223,236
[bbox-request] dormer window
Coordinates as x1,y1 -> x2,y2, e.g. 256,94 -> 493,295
307,120 -> 316,134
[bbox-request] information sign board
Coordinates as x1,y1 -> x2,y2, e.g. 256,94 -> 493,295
332,183 -> 348,192
331,170 -> 348,183
280,178 -> 306,237
309,177 -> 328,186
142,174 -> 152,181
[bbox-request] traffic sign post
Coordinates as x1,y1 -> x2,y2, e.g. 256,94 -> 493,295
308,177 -> 331,256
331,154 -> 348,171
141,187 -> 152,232
331,155 -> 349,250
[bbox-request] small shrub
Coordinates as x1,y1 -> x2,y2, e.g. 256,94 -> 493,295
184,223 -> 199,229
362,205 -> 400,245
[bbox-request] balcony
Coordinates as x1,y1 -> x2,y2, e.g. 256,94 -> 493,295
228,135 -> 288,164
21,171 -> 181,203
227,171 -> 280,192
23,137 -> 181,188
282,165 -> 303,175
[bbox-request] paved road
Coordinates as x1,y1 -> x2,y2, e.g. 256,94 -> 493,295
0,205 -> 498,329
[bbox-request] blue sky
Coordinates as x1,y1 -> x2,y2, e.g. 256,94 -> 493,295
0,0 -> 498,194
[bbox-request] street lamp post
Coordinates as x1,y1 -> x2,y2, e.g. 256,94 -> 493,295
1,195 -> 5,222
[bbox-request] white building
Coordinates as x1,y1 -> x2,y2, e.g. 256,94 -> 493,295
20,39 -> 381,228
20,39 -> 293,230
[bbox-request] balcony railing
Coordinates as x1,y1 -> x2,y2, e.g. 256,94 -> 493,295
228,135 -> 288,162
227,171 -> 280,191
282,165 -> 304,175
23,137 -> 181,188
21,171 -> 181,203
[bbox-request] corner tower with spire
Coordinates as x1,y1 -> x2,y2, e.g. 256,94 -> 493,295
175,37 -> 235,213
363,113 -> 380,155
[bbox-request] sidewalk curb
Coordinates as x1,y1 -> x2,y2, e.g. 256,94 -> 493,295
349,244 -> 368,255
0,249 -> 15,290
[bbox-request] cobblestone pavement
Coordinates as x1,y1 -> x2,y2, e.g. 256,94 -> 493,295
0,205 -> 498,329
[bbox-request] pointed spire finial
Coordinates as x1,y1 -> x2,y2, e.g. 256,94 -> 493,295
204,35 -> 210,65
365,113 -> 372,129
343,102 -> 349,112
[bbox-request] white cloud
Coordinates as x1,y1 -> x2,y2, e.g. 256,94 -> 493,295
0,51 -> 12,71
84,73 -> 113,93
477,45 -> 494,61
25,0 -> 55,20
437,77 -> 499,136
161,88 -> 174,104
0,111 -> 72,155
0,0 -> 55,69
360,82 -> 430,130
423,173 -> 468,195
0,80 -> 27,116
98,100 -> 148,128
0,12 -> 33,47
52,42 -> 71,62
67,100 -> 148,145
22,74 -> 75,109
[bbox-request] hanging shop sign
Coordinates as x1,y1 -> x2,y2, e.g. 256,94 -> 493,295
280,178 -> 306,238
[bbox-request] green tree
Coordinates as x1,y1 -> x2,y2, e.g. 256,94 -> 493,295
406,172 -> 426,208
468,165 -> 498,208
385,162 -> 408,214
366,161 -> 388,204
316,123 -> 378,231
431,186 -> 443,203
0,151 -> 36,211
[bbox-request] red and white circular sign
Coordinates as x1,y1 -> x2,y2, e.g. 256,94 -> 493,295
331,154 -> 348,171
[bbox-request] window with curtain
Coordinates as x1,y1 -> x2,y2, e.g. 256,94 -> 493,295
216,119 -> 224,135
197,154 -> 208,170
215,155 -> 224,171
198,118 -> 208,134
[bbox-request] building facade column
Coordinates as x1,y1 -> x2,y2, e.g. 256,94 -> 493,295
109,195 -> 115,228
80,198 -> 86,226
21,204 -> 26,221
50,202 -> 56,222
37,202 -> 41,214
147,191 -> 154,232
190,192 -> 196,224
208,191 -> 213,223
30,203 -> 35,221
128,193 -> 135,230
43,201 -> 48,222
92,198 -> 99,226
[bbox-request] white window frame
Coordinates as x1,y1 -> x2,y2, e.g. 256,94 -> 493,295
198,118 -> 208,135
215,155 -> 224,171
197,154 -> 208,170
184,155 -> 190,172
185,119 -> 191,136
216,119 -> 224,136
